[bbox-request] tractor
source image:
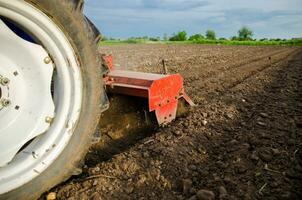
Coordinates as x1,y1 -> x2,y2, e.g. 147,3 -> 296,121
0,1 -> 193,199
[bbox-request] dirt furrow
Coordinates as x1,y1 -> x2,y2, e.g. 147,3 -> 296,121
223,48 -> 300,92
191,48 -> 288,81
188,48 -> 297,101
178,48 -> 286,80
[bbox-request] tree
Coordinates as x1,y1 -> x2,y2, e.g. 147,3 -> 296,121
230,36 -> 239,41
189,34 -> 204,41
238,26 -> 253,40
169,33 -> 178,41
169,31 -> 188,41
206,30 -> 216,40
149,37 -> 160,41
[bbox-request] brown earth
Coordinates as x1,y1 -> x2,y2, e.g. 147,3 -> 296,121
50,45 -> 302,200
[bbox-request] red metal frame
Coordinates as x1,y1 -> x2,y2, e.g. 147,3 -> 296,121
103,55 -> 195,125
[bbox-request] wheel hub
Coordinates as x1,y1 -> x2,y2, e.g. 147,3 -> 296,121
0,19 -> 55,167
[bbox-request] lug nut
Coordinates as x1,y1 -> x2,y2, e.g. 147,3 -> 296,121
44,56 -> 52,64
1,99 -> 11,107
45,116 -> 54,124
0,77 -> 10,86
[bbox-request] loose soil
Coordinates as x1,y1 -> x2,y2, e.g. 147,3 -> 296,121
50,45 -> 302,200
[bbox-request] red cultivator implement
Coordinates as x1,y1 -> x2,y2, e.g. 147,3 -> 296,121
102,55 -> 195,125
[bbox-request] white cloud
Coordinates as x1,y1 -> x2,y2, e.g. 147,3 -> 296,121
84,0 -> 302,39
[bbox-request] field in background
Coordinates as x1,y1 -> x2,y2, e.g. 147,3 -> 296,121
100,38 -> 302,46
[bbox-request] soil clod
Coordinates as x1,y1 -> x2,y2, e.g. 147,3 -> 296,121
196,189 -> 215,200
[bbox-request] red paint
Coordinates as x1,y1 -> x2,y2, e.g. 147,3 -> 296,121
103,55 -> 195,125
102,55 -> 114,70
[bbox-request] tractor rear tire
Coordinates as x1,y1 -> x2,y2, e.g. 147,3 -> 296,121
0,0 -> 105,199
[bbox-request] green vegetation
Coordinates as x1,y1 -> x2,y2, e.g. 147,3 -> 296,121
238,26 -> 253,41
100,27 -> 302,46
191,38 -> 302,46
169,31 -> 188,41
206,30 -> 216,40
189,34 -> 204,41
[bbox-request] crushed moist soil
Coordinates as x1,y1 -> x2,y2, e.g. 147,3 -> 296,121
50,45 -> 302,200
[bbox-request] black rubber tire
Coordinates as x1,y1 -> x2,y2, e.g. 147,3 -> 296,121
0,1 -> 105,199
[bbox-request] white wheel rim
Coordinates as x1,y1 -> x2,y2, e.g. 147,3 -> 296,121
0,0 -> 83,194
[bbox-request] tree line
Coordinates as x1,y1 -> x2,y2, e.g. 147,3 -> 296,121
169,26 -> 254,41
102,26 -> 256,41
101,26 -> 302,46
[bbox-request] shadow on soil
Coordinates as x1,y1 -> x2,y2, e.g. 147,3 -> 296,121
86,95 -> 158,165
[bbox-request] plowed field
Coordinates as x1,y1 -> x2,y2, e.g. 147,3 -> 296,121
51,45 -> 302,200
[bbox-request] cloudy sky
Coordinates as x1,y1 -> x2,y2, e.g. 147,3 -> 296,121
84,0 -> 302,39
